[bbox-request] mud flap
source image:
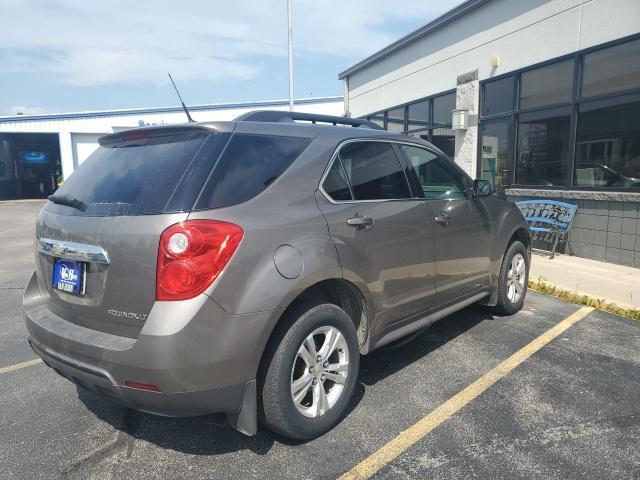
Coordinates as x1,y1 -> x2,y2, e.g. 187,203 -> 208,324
226,379 -> 257,436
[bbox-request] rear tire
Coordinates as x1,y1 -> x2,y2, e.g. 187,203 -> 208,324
258,303 -> 359,441
492,240 -> 529,315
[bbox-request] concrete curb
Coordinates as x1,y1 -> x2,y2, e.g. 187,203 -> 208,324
529,279 -> 639,317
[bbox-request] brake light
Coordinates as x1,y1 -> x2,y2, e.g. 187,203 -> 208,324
156,220 -> 244,301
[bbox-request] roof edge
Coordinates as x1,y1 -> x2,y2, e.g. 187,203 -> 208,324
338,0 -> 492,79
0,96 -> 343,124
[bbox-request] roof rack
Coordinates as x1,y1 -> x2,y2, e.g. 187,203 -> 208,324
234,110 -> 384,130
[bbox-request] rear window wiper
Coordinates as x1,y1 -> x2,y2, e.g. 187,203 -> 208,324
48,194 -> 87,212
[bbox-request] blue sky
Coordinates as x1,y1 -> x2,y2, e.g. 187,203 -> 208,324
0,0 -> 461,115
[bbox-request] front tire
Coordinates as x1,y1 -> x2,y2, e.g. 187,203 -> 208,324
259,303 -> 360,440
492,240 -> 529,315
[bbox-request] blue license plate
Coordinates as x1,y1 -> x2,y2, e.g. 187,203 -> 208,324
52,259 -> 86,295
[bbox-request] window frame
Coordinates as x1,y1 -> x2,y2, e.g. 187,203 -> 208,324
319,139 -> 431,204
396,143 -> 475,200
477,32 -> 640,193
319,138 -> 475,204
364,89 -> 456,138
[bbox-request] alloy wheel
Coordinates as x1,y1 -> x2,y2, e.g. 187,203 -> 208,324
507,253 -> 526,303
290,326 -> 349,418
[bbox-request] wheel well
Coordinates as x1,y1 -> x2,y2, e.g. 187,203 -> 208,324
280,279 -> 368,349
510,227 -> 531,254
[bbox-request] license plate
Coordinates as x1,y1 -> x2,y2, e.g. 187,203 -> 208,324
52,259 -> 86,295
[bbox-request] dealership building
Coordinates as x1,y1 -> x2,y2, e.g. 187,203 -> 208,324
340,0 -> 640,267
0,96 -> 342,200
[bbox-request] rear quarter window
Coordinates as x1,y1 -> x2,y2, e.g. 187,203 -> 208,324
195,133 -> 311,209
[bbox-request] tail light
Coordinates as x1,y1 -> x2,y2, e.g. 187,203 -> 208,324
156,220 -> 244,301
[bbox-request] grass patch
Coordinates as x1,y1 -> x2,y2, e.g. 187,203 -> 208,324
529,277 -> 640,321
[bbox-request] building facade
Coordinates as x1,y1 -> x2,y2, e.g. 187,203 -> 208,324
0,96 -> 343,201
340,0 -> 640,268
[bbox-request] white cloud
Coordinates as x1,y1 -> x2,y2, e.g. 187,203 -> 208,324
0,0 -> 461,86
6,105 -> 48,115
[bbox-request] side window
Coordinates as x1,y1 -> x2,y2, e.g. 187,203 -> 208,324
338,142 -> 411,200
400,145 -> 469,200
196,134 -> 310,209
323,158 -> 352,201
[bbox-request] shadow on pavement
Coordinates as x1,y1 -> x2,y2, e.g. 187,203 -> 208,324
360,305 -> 495,386
76,304 -> 494,456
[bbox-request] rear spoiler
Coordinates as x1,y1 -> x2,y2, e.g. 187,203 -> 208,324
98,124 -> 216,147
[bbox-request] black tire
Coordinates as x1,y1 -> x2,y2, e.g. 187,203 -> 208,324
492,240 -> 529,315
258,303 -> 360,441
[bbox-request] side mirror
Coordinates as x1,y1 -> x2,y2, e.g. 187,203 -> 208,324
473,179 -> 493,197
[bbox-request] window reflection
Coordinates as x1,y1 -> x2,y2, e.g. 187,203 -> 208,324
582,39 -> 640,98
575,97 -> 640,188
516,107 -> 571,186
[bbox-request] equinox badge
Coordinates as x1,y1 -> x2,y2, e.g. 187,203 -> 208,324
107,309 -> 148,321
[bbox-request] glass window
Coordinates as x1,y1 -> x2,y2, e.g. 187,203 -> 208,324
431,127 -> 455,158
400,145 -> 468,199
386,107 -> 405,133
482,76 -> 515,116
574,95 -> 640,188
339,142 -> 411,200
516,107 -> 571,186
433,93 -> 455,126
408,100 -> 429,132
323,158 -> 352,201
48,133 -> 212,216
196,134 -> 311,209
368,114 -> 384,128
480,118 -> 513,190
520,60 -> 574,109
582,39 -> 640,98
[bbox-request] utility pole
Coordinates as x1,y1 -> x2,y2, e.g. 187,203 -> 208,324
287,0 -> 294,111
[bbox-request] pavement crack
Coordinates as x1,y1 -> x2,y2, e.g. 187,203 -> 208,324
60,410 -> 142,479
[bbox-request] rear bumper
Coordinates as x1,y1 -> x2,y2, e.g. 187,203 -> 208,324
23,272 -> 278,434
28,338 -> 248,418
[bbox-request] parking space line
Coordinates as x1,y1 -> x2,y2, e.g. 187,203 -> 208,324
339,306 -> 594,480
0,358 -> 42,375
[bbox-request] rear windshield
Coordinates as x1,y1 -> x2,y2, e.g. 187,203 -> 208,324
195,133 -> 311,209
46,133 -> 220,216
46,131 -> 310,216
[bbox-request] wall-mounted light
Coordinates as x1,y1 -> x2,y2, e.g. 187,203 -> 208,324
452,109 -> 469,130
490,56 -> 500,68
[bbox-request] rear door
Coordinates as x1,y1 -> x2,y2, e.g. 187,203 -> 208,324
398,144 -> 493,306
34,129 -> 229,338
316,140 -> 437,335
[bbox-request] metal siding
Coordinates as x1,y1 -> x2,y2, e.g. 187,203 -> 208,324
345,0 -> 639,118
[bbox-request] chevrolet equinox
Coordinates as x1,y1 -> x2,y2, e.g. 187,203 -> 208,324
24,111 -> 530,440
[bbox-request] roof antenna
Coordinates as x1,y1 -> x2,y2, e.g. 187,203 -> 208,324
168,73 -> 194,123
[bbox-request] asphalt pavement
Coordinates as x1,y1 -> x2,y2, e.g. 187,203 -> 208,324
1,201 -> 639,479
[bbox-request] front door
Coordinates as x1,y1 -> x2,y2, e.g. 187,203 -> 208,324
398,144 -> 493,306
316,140 -> 437,336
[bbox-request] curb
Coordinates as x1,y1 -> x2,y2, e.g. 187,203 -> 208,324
529,279 -> 640,321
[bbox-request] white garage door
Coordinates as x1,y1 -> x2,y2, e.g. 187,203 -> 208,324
71,133 -> 103,168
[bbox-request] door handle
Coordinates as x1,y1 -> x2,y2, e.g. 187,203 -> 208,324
347,216 -> 374,229
434,212 -> 451,225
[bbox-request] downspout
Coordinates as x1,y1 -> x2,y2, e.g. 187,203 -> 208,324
343,77 -> 350,117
